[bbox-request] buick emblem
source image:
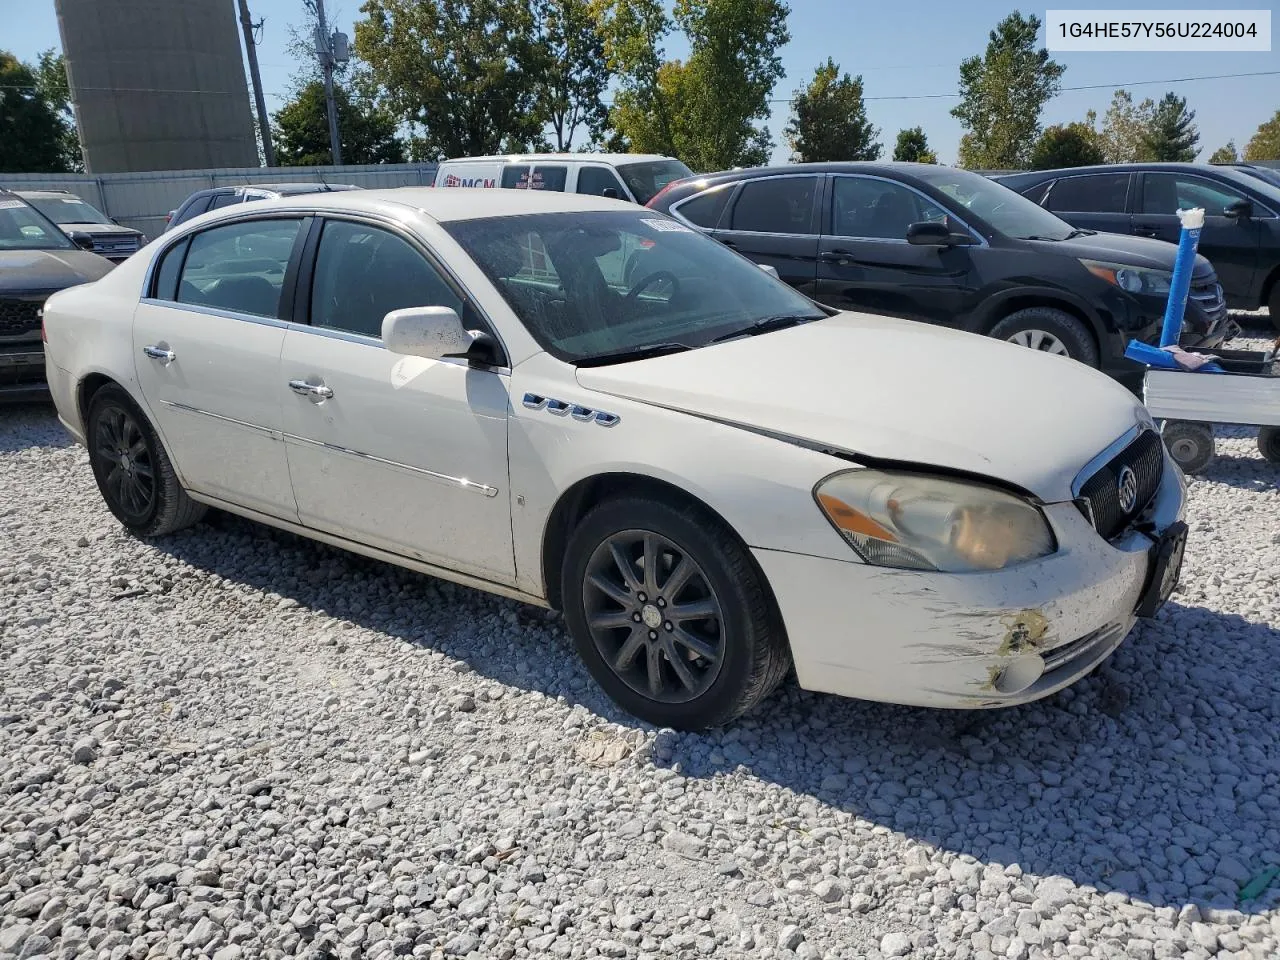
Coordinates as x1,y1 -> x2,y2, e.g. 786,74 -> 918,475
1116,465 -> 1139,514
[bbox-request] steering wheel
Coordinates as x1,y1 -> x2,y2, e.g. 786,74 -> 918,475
625,270 -> 680,304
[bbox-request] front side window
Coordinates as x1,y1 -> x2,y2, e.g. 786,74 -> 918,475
176,218 -> 303,318
576,166 -> 628,198
25,195 -> 114,225
729,176 -> 819,235
1045,174 -> 1130,214
309,220 -> 462,338
0,197 -> 75,250
444,210 -> 827,363
831,177 -> 948,240
1142,174 -> 1248,215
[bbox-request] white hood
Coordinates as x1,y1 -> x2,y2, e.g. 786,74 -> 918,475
576,312 -> 1146,502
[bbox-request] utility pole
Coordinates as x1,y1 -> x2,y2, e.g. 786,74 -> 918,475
236,0 -> 276,166
312,0 -> 344,166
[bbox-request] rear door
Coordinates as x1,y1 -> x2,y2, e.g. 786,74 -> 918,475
1040,172 -> 1134,236
814,174 -> 979,326
1134,171 -> 1264,303
529,164 -> 568,192
711,174 -> 821,297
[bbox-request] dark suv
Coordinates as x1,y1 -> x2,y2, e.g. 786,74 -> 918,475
994,163 -> 1280,329
646,163 -> 1229,378
165,182 -> 361,231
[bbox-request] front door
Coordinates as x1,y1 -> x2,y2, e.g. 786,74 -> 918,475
132,215 -> 307,519
814,174 -> 978,326
1133,171 -> 1263,304
711,174 -> 821,299
279,217 -> 516,583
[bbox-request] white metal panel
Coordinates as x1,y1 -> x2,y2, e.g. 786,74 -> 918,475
1144,368 -> 1280,426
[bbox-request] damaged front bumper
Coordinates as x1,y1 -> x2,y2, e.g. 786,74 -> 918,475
754,453 -> 1187,709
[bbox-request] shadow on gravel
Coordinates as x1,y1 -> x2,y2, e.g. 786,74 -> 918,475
0,403 -> 74,453
1198,451 -> 1280,493
147,513 -> 1280,917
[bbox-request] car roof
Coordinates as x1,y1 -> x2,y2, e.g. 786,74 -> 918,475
13,189 -> 80,198
438,153 -> 673,165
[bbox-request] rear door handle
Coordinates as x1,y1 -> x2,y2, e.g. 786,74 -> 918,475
1131,223 -> 1161,238
820,249 -> 856,264
289,379 -> 334,401
142,344 -> 175,363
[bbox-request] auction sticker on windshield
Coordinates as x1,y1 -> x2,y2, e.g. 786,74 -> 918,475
639,218 -> 693,233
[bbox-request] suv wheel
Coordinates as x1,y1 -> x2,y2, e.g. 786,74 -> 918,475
989,307 -> 1100,367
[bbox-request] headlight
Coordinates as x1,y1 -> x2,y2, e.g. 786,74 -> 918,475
814,470 -> 1056,573
1080,259 -> 1172,296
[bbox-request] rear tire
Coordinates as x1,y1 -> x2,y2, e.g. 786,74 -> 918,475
1259,426 -> 1280,464
561,495 -> 790,730
1161,420 -> 1215,474
989,307 -> 1100,368
86,384 -> 206,537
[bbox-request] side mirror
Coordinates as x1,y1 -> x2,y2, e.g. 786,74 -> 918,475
906,220 -> 975,246
383,306 -> 476,360
68,230 -> 96,251
758,263 -> 780,279
602,187 -> 620,199
1223,198 -> 1252,219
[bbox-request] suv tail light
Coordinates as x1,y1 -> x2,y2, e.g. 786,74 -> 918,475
645,178 -> 688,209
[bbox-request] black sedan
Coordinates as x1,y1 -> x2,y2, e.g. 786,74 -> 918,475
994,163 -> 1280,329
646,163 -> 1229,378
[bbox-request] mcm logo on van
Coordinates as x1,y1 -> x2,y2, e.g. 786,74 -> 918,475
444,174 -> 497,188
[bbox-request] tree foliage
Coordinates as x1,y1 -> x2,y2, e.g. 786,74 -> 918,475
1098,89 -> 1156,162
1141,92 -> 1199,162
1208,141 -> 1239,164
34,50 -> 82,171
1030,122 -> 1104,169
783,59 -> 879,162
536,0 -> 611,150
952,12 -> 1064,169
1244,111 -> 1280,161
273,81 -> 406,166
354,0 -> 548,160
0,51 -> 72,173
594,0 -> 789,171
892,127 -> 937,163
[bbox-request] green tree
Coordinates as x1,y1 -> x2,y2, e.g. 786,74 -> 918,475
273,81 -> 406,166
594,0 -> 789,171
34,49 -> 82,171
1244,111 -> 1280,161
1141,92 -> 1199,162
0,51 -> 68,172
892,126 -> 937,163
354,0 -> 548,160
1098,89 -> 1156,162
783,59 -> 879,162
1208,141 -> 1239,164
1030,122 -> 1104,169
536,0 -> 611,150
952,11 -> 1064,169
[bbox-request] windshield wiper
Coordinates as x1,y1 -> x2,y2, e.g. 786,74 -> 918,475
1065,227 -> 1096,239
1016,234 -> 1069,242
575,341 -> 692,367
708,314 -> 822,344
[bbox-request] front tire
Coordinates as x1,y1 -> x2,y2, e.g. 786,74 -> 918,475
989,307 -> 1100,368
86,384 -> 206,537
561,495 -> 790,730
1259,426 -> 1280,464
1161,420 -> 1215,474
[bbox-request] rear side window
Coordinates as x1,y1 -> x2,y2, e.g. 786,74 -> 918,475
209,192 -> 242,210
1045,174 -> 1130,214
729,177 -> 819,234
175,194 -> 213,225
674,187 -> 731,228
502,166 -> 533,189
176,218 -> 304,318
576,166 -> 627,198
151,238 -> 190,299
531,166 -> 567,191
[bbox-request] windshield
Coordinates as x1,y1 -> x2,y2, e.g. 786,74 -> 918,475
443,210 -> 827,363
615,160 -> 695,204
913,166 -> 1077,241
0,197 -> 76,250
26,194 -> 114,226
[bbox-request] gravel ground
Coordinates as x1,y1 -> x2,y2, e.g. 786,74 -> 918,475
2,323 -> 1278,960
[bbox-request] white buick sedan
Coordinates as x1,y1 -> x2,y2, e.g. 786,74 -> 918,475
42,189 -> 1187,729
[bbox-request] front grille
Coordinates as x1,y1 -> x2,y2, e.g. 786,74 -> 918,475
0,298 -> 43,339
1189,280 -> 1226,317
1077,429 -> 1164,540
92,236 -> 141,256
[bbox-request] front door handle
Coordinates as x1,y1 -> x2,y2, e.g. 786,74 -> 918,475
142,344 -> 175,363
288,379 -> 334,401
1131,223 -> 1161,238
820,250 -> 855,264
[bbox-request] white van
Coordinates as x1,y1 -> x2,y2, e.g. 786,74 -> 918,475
432,153 -> 694,206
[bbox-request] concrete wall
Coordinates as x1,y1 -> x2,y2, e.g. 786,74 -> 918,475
0,163 -> 440,238
55,0 -> 260,173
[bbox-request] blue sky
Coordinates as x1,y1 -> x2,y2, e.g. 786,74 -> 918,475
8,0 -> 1279,165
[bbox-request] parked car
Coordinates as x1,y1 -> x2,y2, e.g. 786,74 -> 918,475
15,189 -> 146,263
42,188 -> 1187,729
993,163 -> 1280,329
0,189 -> 114,401
165,182 -> 362,231
433,153 -> 694,205
645,163 -> 1229,378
